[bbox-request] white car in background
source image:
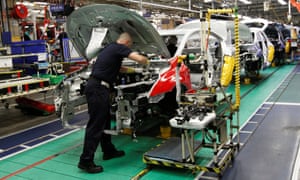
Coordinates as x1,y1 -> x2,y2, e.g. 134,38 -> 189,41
241,18 -> 286,65
172,19 -> 260,77
158,28 -> 223,88
158,28 -> 221,58
250,27 -> 275,68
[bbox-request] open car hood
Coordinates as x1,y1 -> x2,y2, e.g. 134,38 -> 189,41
66,4 -> 170,60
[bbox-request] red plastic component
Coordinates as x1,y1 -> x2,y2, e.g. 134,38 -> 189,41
15,97 -> 55,115
12,4 -> 28,19
7,87 -> 11,94
39,82 -> 44,88
290,0 -> 300,12
24,84 -> 29,91
149,56 -> 193,97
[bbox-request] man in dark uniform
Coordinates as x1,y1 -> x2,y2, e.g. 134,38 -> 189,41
57,27 -> 68,61
167,35 -> 178,57
78,32 -> 149,173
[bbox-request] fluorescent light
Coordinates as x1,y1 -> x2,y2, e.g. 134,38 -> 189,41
277,0 -> 287,5
239,0 -> 252,4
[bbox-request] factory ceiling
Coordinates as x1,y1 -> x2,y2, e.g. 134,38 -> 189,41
85,0 -> 300,26
21,0 -> 300,26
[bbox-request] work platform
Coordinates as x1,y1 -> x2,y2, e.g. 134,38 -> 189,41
142,90 -> 239,178
144,137 -> 202,163
143,136 -> 237,176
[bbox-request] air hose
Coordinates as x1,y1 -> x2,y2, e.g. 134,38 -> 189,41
206,8 -> 240,111
233,8 -> 240,110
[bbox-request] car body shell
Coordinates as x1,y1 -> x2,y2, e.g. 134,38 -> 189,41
241,18 -> 285,58
158,28 -> 223,87
250,27 -> 275,68
162,19 -> 260,76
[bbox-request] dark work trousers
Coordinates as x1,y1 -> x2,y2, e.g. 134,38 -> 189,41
80,78 -> 116,163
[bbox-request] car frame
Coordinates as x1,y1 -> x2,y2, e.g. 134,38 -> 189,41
249,27 -> 275,68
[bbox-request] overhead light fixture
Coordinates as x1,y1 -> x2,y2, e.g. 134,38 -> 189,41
239,0 -> 252,4
277,0 -> 287,5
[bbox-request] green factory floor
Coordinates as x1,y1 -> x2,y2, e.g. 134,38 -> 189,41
0,62 -> 297,180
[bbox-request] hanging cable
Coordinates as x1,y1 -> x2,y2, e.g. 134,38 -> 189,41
233,7 -> 240,110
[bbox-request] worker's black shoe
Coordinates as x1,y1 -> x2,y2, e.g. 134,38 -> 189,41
78,161 -> 103,173
103,150 -> 125,160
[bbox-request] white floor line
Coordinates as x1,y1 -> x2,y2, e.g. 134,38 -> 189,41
292,138 -> 300,180
255,113 -> 265,116
19,144 -> 30,149
265,102 -> 300,106
239,131 -> 252,134
260,106 -> 271,109
247,121 -> 258,124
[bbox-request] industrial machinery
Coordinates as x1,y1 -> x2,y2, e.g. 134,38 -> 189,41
141,9 -> 241,179
54,4 -> 240,178
54,4 -> 172,130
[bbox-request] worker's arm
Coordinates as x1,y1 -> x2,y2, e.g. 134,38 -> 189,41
120,52 -> 149,73
128,52 -> 149,65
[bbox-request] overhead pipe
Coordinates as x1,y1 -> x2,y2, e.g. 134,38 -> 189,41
288,0 -> 292,23
1,0 -> 9,32
125,0 -> 200,13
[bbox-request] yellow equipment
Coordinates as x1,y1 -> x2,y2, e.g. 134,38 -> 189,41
221,55 -> 235,87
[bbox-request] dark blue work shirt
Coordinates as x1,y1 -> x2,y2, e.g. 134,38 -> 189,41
91,42 -> 132,84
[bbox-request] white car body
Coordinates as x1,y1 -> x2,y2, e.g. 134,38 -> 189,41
250,27 -> 275,68
158,28 -> 222,88
241,18 -> 285,57
176,19 -> 254,56
158,28 -> 221,57
165,19 -> 260,76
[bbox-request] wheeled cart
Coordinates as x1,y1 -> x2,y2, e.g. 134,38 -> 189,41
143,92 -> 240,178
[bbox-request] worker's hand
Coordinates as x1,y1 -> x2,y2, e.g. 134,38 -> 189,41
120,66 -> 135,73
145,59 -> 150,65
126,67 -> 136,73
142,59 -> 151,72
126,66 -> 148,74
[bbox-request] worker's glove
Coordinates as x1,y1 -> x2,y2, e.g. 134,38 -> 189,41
146,59 -> 150,65
143,59 -> 150,71
126,67 -> 136,73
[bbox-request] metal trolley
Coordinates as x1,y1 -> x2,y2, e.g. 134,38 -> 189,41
142,91 -> 240,178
